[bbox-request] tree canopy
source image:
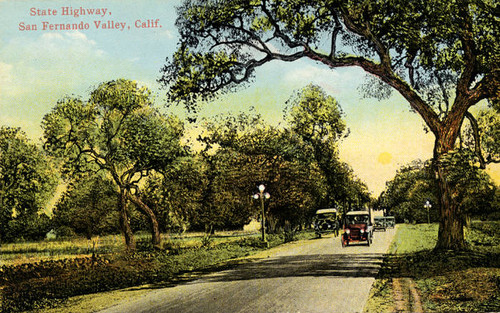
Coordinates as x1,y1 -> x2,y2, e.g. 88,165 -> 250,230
379,156 -> 497,223
0,127 -> 58,242
161,0 -> 498,114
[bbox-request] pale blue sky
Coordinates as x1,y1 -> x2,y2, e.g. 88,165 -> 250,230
1,0 -> 494,195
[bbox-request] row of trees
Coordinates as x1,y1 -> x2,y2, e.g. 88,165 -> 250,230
3,0 -> 498,252
0,81 -> 372,252
377,158 -> 499,224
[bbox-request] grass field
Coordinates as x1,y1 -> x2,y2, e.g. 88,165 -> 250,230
365,221 -> 500,313
0,231 -> 261,266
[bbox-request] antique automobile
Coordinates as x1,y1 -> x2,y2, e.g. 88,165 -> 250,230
341,210 -> 373,247
373,216 -> 387,231
385,216 -> 395,228
313,208 -> 340,238
373,216 -> 396,231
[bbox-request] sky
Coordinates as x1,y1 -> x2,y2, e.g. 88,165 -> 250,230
1,0 -> 498,197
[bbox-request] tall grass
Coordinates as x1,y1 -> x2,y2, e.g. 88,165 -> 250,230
0,231 -> 261,266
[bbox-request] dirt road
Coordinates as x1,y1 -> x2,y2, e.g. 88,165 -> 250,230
99,228 -> 396,313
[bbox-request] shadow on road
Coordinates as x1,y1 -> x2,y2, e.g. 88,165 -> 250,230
198,253 -> 386,283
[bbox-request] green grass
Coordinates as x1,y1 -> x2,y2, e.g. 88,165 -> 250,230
0,231 -> 262,266
365,222 -> 500,313
388,223 -> 438,253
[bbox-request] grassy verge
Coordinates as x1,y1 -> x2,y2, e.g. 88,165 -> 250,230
0,231 -> 262,266
0,230 -> 315,312
364,222 -> 500,313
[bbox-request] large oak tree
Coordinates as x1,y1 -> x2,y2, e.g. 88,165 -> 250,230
160,0 -> 499,250
42,79 -> 185,251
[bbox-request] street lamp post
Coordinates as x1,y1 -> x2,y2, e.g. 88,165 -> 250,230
253,184 -> 270,244
424,200 -> 432,224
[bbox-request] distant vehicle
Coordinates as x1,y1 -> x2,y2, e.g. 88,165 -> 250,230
341,210 -> 373,247
373,216 -> 387,231
374,216 -> 396,231
313,208 -> 340,238
385,216 -> 395,228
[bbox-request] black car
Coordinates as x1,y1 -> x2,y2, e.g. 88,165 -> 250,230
313,208 -> 340,238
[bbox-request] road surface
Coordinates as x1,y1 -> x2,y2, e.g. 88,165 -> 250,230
99,228 -> 396,313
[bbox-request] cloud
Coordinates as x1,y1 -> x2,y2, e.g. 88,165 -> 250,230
0,62 -> 14,92
160,29 -> 174,39
284,64 -> 339,84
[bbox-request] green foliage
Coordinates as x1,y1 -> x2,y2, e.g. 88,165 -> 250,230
143,157 -> 206,233
162,0 -> 498,111
52,175 -> 120,239
0,126 -> 58,243
200,233 -> 213,248
176,85 -> 372,233
42,79 -> 185,178
163,0 -> 499,250
439,149 -> 497,215
379,154 -> 496,223
285,84 -> 347,145
285,84 -> 370,211
477,106 -> 500,164
379,160 -> 439,223
198,109 -> 329,231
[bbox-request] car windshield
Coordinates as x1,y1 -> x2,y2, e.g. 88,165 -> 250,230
317,213 -> 335,219
346,215 -> 369,224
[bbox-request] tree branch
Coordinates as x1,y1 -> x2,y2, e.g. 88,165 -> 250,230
465,111 -> 486,169
304,48 -> 442,135
456,1 -> 478,98
329,12 -> 343,58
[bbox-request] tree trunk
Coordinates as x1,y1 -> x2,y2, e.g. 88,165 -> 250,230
435,164 -> 467,250
128,193 -> 162,249
433,128 -> 468,251
119,190 -> 136,252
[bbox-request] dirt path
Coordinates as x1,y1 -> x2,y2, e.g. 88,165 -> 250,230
392,277 -> 424,313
